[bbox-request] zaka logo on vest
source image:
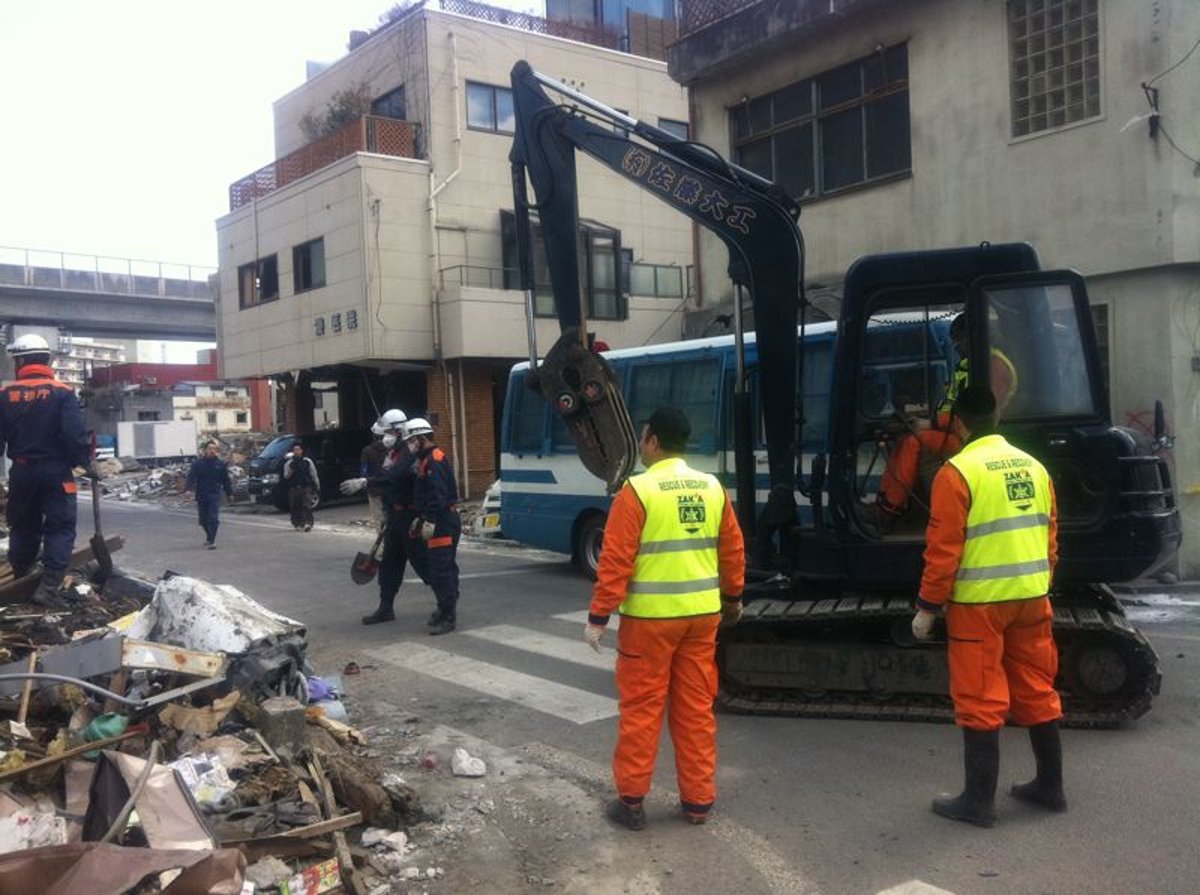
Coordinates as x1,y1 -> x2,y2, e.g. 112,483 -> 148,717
1004,470 -> 1036,509
677,493 -> 706,531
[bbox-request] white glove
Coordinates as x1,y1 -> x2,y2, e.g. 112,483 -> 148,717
420,520 -> 436,541
911,608 -> 939,641
583,623 -> 605,653
339,477 -> 368,496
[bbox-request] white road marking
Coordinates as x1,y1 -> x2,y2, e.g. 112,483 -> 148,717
553,609 -> 593,624
365,641 -> 618,725
458,567 -> 548,580
464,624 -> 616,671
875,881 -> 956,895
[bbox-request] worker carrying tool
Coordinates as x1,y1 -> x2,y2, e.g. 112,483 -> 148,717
867,313 -> 1017,530
404,419 -> 461,636
912,385 -> 1066,827
0,334 -> 91,605
584,407 -> 745,830
341,409 -> 429,625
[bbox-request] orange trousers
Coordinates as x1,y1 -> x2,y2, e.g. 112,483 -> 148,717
879,428 -> 961,511
613,614 -> 721,813
946,597 -> 1062,730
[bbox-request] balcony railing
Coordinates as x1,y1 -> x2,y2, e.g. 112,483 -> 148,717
0,246 -> 215,299
439,265 -> 519,291
228,115 -> 418,211
678,0 -> 764,37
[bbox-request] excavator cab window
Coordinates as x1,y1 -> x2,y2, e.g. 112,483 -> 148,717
850,291 -> 964,536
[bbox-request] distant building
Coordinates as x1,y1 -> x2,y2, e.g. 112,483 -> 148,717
51,336 -> 125,387
85,362 -> 273,442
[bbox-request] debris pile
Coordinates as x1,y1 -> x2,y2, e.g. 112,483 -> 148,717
0,562 -> 421,894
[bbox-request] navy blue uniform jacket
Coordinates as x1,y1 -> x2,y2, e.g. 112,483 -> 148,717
186,456 -> 233,501
0,364 -> 89,467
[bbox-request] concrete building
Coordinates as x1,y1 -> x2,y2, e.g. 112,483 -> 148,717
214,0 -> 689,497
52,337 -> 126,388
668,0 -> 1200,575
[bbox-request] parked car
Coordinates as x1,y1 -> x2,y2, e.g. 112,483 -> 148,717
246,430 -> 372,512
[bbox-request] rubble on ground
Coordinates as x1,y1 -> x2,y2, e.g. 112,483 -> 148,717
0,552 -> 425,894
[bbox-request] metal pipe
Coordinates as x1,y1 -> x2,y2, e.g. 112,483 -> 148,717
0,673 -> 144,707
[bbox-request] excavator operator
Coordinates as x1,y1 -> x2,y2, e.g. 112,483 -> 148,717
865,313 -> 1016,531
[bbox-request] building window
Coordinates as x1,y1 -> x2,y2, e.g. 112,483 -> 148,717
1008,0 -> 1100,137
500,211 -> 627,321
237,256 -> 279,308
137,411 -> 160,421
730,44 -> 910,200
371,85 -> 406,120
658,117 -> 689,140
467,82 -> 515,134
236,411 -> 248,425
206,412 -> 218,426
293,238 -> 326,293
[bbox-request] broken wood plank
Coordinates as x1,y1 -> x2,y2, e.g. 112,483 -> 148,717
16,654 -> 36,726
310,755 -> 365,895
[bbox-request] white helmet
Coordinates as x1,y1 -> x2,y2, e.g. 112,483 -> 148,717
404,417 -> 433,439
371,408 -> 407,436
6,334 -> 51,358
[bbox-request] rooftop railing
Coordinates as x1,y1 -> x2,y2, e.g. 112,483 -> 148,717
0,246 -> 215,300
677,0 -> 764,37
228,115 -> 418,211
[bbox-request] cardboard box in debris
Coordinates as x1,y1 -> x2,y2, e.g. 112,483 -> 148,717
0,559 -> 418,895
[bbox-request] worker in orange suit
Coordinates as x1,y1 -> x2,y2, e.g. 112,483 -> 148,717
584,407 -> 745,831
868,313 -> 1017,529
912,385 -> 1066,828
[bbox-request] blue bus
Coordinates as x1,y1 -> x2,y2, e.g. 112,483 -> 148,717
499,315 -> 960,577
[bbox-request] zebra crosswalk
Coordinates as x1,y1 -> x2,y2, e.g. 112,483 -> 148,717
363,609 -> 620,725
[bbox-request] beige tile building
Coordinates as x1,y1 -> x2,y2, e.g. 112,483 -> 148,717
215,3 -> 691,496
669,0 -> 1200,576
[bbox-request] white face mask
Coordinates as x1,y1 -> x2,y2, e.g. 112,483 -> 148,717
382,433 -> 398,449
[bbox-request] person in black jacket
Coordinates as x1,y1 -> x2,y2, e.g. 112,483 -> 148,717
282,443 -> 320,531
0,334 -> 91,604
185,440 -> 233,549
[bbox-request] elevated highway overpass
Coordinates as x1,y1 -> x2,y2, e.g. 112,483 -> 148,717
0,247 -> 216,341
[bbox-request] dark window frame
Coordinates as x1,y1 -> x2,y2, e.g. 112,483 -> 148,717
500,210 -> 628,322
237,255 -> 279,309
466,81 -> 515,135
729,43 -> 910,201
371,84 -> 407,120
657,117 -> 690,140
292,237 -> 326,294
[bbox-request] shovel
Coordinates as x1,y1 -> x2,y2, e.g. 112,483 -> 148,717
350,525 -> 387,585
88,434 -> 113,585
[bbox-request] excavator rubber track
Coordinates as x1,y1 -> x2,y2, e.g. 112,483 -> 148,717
718,583 -> 1161,729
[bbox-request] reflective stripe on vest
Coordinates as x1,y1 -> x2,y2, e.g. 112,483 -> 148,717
947,434 -> 1052,603
621,457 -> 724,618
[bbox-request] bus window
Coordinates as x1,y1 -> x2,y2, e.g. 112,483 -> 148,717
510,378 -> 547,453
630,358 -> 720,452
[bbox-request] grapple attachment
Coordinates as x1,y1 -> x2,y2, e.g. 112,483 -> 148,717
533,328 -> 637,493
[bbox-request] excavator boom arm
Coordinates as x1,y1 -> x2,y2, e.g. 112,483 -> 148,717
509,61 -> 805,532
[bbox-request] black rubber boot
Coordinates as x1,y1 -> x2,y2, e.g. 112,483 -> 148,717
606,798 -> 646,831
362,598 -> 396,625
932,727 -> 999,828
428,615 -> 456,636
427,610 -> 442,627
1011,720 -> 1067,811
30,568 -> 66,608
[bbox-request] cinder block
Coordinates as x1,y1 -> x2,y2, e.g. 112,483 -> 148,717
258,695 -> 307,751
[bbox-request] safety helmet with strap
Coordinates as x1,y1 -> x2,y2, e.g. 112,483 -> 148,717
6,334 -> 51,358
371,408 -> 407,435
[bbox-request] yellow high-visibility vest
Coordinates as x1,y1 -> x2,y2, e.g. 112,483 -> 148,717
936,349 -> 1019,417
947,434 -> 1052,603
621,457 -> 725,619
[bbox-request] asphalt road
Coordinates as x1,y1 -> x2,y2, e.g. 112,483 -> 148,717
84,497 -> 1200,894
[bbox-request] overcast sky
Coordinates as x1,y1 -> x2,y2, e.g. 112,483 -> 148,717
0,0 -> 543,270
